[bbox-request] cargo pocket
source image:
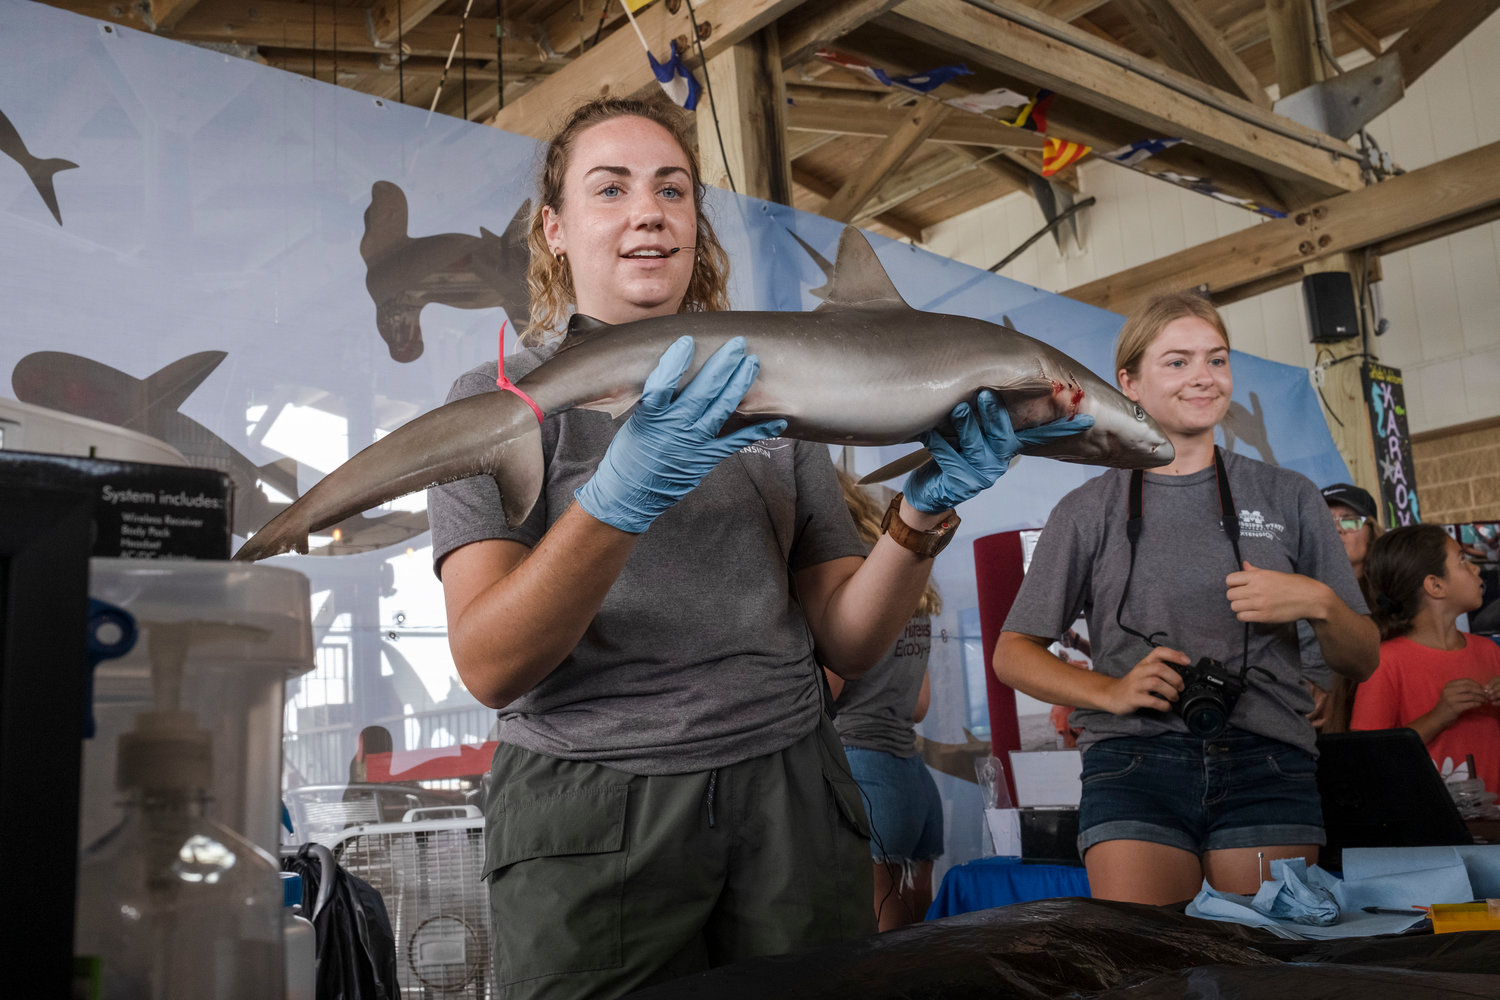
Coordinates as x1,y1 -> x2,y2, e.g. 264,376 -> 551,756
482,784 -> 629,986
814,718 -> 873,841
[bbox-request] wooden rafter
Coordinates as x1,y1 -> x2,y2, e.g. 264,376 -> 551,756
1112,0 -> 1269,109
1065,140 -> 1500,315
777,0 -> 907,67
821,100 -> 952,221
882,0 -> 1363,196
150,0 -> 205,32
1390,0 -> 1500,89
487,0 -> 810,139
792,164 -> 923,240
784,97 -> 1045,149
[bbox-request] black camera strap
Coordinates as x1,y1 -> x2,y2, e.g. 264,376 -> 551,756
1115,446 -> 1252,678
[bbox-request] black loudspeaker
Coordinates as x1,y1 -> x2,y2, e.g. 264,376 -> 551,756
1303,271 -> 1360,343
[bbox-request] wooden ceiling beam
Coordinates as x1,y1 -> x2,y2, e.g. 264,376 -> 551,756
1065,140 -> 1500,315
1112,0 -> 1269,109
369,0 -> 447,48
488,0 -> 811,139
785,97 -> 1045,149
776,0 -> 907,67
883,0 -> 1363,196
1031,0 -> 1111,21
1390,0 -> 1500,90
792,165 -> 925,240
855,148 -> 990,222
821,101 -> 953,221
150,0 -> 205,33
1333,10 -> 1384,59
1265,0 -> 1324,98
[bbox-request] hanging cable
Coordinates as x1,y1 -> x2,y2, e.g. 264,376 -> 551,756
496,0 -> 504,112
398,0 -> 405,102
462,4 -> 469,119
430,0 -> 477,114
683,0 -> 735,194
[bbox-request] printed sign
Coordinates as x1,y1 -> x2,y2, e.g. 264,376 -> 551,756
1362,361 -> 1421,526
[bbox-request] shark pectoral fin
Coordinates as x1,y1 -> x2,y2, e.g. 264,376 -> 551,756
486,420 -> 546,528
576,391 -> 642,420
858,448 -> 932,485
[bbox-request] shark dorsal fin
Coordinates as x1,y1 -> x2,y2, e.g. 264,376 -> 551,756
559,313 -> 615,348
145,351 -> 228,414
816,226 -> 911,312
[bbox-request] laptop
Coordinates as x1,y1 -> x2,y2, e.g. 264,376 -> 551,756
1316,728 -> 1473,870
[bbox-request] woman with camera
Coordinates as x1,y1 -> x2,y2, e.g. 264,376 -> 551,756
992,292 -> 1378,905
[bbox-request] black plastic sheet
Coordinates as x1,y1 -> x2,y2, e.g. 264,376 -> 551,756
624,897 -> 1500,999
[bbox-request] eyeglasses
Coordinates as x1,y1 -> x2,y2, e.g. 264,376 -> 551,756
1336,516 -> 1369,533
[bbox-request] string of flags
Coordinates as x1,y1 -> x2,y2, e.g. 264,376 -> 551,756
805,49 -> 1280,214
618,0 -> 701,110
1099,137 -> 1286,218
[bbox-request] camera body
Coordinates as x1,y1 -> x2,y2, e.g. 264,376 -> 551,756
1174,656 -> 1246,738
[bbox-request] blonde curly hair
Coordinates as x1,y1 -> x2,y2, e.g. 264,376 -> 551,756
836,469 -> 943,617
521,97 -> 730,346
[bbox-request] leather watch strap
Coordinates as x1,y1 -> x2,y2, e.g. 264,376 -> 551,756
880,493 -> 960,558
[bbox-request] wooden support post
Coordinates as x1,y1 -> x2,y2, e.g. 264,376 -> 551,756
697,29 -> 793,202
1265,0 -> 1325,98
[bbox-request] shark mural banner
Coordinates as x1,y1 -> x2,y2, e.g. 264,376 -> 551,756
0,2 -> 1351,876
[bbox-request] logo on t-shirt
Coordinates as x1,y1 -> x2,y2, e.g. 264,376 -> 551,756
1238,508 -> 1286,541
739,437 -> 792,459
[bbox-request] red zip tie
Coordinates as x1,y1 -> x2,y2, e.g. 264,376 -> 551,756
494,319 -> 543,423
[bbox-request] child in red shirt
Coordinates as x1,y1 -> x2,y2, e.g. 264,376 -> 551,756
1352,524 -> 1500,793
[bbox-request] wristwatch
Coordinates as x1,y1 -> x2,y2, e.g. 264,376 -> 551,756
880,493 -> 960,558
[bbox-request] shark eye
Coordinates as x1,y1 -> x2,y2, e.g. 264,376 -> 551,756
1133,405 -> 1146,421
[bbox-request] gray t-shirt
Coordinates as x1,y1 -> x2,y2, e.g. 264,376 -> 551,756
833,614 -> 931,757
1002,452 -> 1368,755
428,350 -> 865,775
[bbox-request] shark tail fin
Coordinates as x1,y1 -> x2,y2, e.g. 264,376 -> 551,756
33,156 -> 78,225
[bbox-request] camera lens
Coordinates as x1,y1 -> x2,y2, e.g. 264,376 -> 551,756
1182,695 -> 1227,738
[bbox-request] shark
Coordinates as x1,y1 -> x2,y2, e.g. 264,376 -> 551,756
360,180 -> 532,363
10,350 -> 428,554
0,106 -> 77,226
235,226 -> 1173,561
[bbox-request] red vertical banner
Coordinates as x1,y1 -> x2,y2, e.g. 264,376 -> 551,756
973,530 -> 1027,804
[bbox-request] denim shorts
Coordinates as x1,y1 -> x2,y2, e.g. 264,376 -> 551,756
1077,729 -> 1325,855
844,747 -> 944,863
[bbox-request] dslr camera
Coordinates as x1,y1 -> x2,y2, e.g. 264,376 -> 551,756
1173,657 -> 1246,738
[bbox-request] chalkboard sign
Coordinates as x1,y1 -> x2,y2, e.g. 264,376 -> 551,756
1361,361 -> 1421,526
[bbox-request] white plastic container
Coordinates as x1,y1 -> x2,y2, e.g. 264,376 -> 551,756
74,690 -> 285,1000
281,871 -> 317,1000
83,559 -> 314,855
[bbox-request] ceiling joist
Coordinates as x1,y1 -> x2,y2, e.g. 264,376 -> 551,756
1065,140 -> 1500,316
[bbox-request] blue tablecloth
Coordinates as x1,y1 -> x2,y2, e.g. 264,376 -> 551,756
927,856 -> 1091,919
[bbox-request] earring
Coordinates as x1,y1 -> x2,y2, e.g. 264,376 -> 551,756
551,248 -> 566,264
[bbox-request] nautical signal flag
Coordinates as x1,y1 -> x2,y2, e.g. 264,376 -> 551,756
1042,138 -> 1090,176
648,39 -> 702,110
1008,90 -> 1054,132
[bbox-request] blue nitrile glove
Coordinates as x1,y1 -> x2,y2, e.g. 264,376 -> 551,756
903,390 -> 1095,513
575,335 -> 787,533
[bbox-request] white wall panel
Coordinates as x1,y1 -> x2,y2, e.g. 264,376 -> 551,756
923,12 -> 1500,436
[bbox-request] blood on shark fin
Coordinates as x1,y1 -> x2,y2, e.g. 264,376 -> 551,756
858,448 -> 932,485
144,351 -> 228,415
816,226 -> 911,312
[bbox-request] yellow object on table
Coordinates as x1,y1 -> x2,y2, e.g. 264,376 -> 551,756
1429,900 -> 1500,934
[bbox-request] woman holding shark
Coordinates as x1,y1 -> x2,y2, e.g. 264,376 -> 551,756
994,292 -> 1378,906
427,97 -> 1092,998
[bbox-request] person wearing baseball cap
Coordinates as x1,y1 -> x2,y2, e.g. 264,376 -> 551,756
1321,483 -> 1381,587
1307,483 -> 1384,732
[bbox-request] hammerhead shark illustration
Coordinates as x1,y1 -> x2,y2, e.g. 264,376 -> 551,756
360,181 -> 532,363
236,227 -> 1172,560
0,106 -> 77,225
10,351 -> 427,554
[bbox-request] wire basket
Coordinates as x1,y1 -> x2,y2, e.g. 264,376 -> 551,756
331,808 -> 492,998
